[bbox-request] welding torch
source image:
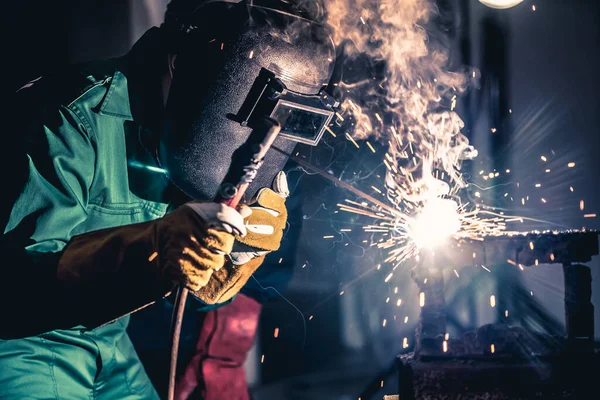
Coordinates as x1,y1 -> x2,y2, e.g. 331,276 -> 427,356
167,117 -> 281,400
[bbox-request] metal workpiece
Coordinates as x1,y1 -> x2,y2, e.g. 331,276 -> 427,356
394,231 -> 600,399
431,230 -> 599,268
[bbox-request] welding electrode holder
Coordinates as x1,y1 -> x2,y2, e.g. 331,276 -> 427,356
167,117 -> 281,400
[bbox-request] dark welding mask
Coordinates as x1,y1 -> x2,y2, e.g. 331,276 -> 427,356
158,0 -> 337,201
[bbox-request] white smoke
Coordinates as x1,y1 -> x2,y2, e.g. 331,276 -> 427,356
323,0 -> 477,205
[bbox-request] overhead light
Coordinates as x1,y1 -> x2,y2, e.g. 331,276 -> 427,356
479,0 -> 524,9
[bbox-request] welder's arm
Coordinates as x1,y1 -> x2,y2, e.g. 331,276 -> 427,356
1,203 -> 245,339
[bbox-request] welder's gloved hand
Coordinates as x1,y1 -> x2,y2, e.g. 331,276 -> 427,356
193,172 -> 289,304
56,201 -> 248,328
158,202 -> 248,291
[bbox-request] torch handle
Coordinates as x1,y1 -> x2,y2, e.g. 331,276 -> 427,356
167,118 -> 280,400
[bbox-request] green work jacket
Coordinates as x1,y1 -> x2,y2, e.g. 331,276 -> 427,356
0,28 -> 220,399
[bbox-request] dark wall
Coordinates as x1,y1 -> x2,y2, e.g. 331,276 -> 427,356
5,0 -> 131,92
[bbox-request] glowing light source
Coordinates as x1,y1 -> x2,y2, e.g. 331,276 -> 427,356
128,160 -> 167,174
408,198 -> 460,249
479,0 -> 523,9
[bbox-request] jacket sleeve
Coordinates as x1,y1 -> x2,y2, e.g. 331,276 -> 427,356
0,100 -> 170,339
0,100 -> 99,338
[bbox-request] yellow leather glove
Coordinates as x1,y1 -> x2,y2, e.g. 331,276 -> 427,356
53,201 -> 248,329
59,201 -> 248,293
193,172 -> 289,304
158,202 -> 249,291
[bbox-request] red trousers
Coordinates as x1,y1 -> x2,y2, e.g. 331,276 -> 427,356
175,294 -> 262,400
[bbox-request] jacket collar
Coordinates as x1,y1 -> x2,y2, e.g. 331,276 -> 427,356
97,70 -> 133,120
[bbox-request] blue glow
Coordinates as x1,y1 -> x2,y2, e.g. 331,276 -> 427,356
128,160 -> 167,174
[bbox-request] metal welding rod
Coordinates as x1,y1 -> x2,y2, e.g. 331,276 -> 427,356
271,145 -> 399,216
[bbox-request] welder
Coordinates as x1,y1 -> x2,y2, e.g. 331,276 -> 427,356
0,0 -> 337,398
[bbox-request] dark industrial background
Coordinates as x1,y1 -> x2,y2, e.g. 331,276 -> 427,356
3,1 -> 599,399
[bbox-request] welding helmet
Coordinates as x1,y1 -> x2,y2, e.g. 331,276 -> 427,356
158,0 -> 338,201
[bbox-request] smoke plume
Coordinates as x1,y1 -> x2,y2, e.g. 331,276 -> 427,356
323,0 -> 477,204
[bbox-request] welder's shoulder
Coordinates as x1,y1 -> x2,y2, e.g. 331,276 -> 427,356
13,60 -> 118,135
